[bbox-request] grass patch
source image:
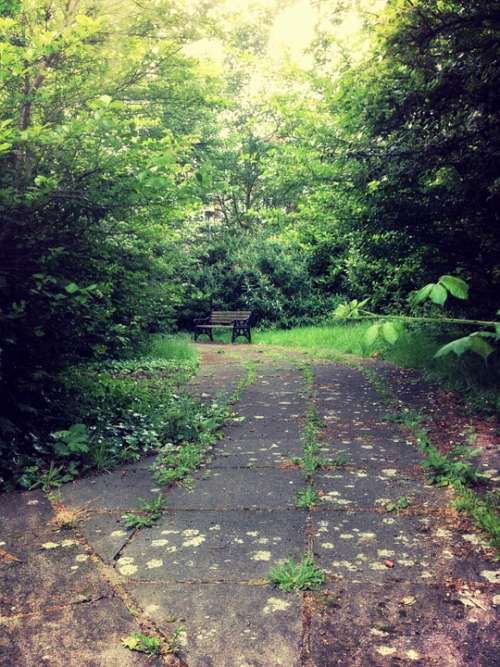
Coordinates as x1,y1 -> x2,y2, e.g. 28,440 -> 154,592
255,323 -> 371,357
267,554 -> 326,592
121,632 -> 162,656
144,333 -> 198,362
453,486 -> 500,550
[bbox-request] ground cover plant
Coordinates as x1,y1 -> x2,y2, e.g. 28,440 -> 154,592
6,335 -> 204,491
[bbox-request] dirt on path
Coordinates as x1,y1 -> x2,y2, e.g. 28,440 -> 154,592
0,344 -> 498,666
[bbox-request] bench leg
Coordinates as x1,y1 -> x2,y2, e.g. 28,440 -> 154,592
232,325 -> 251,344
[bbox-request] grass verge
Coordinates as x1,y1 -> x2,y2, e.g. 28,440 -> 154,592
386,407 -> 499,553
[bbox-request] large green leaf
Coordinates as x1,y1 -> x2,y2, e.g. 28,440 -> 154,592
434,336 -> 472,358
467,335 -> 495,360
435,334 -> 495,360
439,275 -> 469,300
382,321 -> 399,345
411,283 -> 434,304
365,323 -> 380,346
429,283 -> 447,305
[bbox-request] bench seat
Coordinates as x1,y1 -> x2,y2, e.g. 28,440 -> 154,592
193,311 -> 252,343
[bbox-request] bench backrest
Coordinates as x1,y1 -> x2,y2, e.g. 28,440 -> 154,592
210,310 -> 252,324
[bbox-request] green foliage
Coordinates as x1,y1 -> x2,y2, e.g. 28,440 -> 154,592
121,633 -> 162,657
453,486 -> 500,550
420,445 -> 481,487
19,462 -> 78,492
435,332 -> 497,361
365,321 -> 401,347
329,453 -> 349,467
0,0 -> 219,478
122,496 -> 166,530
3,335 -> 201,489
50,424 -> 90,458
333,299 -> 369,319
385,497 -> 410,513
295,486 -> 320,510
150,400 -> 228,486
267,554 -> 326,592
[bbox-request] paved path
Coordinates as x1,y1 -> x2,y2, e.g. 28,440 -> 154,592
0,347 -> 498,666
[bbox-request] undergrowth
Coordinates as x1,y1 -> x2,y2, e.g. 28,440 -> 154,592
8,335 -> 200,492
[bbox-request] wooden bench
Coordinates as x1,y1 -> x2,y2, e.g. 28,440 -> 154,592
193,311 -> 252,343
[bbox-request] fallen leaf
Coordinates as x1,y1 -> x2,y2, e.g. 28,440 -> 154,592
0,547 -> 21,563
400,595 -> 416,606
458,592 -> 488,611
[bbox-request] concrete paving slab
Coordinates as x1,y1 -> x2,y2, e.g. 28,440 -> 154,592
222,419 -> 302,451
310,581 -> 499,667
0,598 -> 163,667
314,364 -> 389,421
211,441 -> 297,468
0,490 -> 52,538
317,429 -> 422,468
316,469 -> 444,511
127,582 -> 302,667
166,468 -> 303,510
60,459 -> 162,512
312,511 -> 498,585
0,532 -> 109,616
118,509 -> 307,581
77,512 -> 130,562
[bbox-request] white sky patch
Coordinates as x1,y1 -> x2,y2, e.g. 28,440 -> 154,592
268,0 -> 316,66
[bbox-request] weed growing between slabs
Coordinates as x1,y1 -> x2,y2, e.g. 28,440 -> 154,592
269,364 -> 327,592
122,496 -> 166,530
295,486 -> 320,510
122,633 -> 162,656
121,627 -> 185,657
267,554 -> 326,592
291,404 -> 349,477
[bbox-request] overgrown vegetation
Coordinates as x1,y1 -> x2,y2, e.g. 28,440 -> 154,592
3,335 -> 201,489
295,486 -> 320,510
